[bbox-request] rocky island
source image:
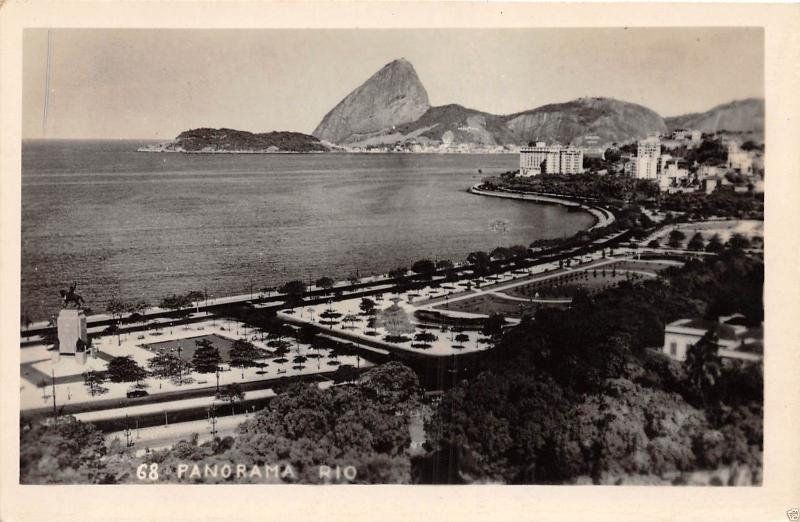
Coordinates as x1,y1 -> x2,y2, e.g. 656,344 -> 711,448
138,127 -> 332,154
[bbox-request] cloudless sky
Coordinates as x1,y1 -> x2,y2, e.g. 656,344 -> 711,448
23,28 -> 764,139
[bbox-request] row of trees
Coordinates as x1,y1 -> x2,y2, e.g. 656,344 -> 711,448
82,338 -> 268,396
649,230 -> 753,252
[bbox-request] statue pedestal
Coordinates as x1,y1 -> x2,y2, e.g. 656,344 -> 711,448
57,309 -> 87,355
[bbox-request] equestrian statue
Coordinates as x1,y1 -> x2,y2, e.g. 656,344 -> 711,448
59,281 -> 85,308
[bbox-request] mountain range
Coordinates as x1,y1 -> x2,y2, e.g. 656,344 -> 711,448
312,58 -> 764,148
154,58 -> 764,153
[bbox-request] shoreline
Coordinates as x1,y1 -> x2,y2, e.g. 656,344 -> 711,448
136,146 -> 520,155
468,184 -> 616,231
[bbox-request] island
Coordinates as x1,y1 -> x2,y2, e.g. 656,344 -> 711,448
138,127 -> 332,154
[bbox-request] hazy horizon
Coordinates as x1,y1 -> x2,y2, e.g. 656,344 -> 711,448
23,28 -> 764,140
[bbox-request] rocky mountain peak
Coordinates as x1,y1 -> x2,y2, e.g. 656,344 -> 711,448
312,59 -> 430,144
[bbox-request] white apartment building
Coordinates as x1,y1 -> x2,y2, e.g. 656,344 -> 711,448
633,137 -> 661,180
658,161 -> 690,191
662,315 -> 763,363
519,143 -> 584,176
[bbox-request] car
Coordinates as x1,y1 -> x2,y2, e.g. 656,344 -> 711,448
126,389 -> 149,399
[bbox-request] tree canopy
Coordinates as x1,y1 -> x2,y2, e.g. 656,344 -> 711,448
106,356 -> 147,383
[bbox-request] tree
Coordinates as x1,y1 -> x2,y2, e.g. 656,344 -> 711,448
706,233 -> 724,253
186,290 -> 205,312
667,229 -> 686,248
414,331 -> 438,343
481,313 -> 506,341
388,267 -> 408,280
467,251 -> 492,275
298,323 -> 317,347
685,329 -> 723,409
647,239 -> 660,248
216,383 -> 245,415
490,246 -> 511,261
436,259 -> 454,271
687,232 -> 705,251
727,233 -> 751,252
160,293 -> 191,311
105,298 -> 131,345
454,333 -> 469,348
20,416 -> 109,484
231,381 -> 413,483
332,364 -> 360,384
411,259 -> 437,279
359,298 -> 376,316
229,339 -> 266,370
191,339 -> 222,374
82,370 -> 107,396
106,356 -> 147,383
507,244 -> 527,259
315,276 -> 335,291
279,280 -> 307,306
148,352 -> 192,384
358,362 -> 421,415
342,314 -> 359,329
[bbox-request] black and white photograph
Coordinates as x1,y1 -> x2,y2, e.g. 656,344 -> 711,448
2,2 -> 799,520
15,25 -> 770,485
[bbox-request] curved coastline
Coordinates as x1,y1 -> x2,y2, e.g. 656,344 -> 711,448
468,184 -> 615,231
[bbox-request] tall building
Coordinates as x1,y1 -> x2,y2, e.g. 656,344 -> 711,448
633,137 -> 661,179
559,147 -> 584,174
519,143 -> 584,176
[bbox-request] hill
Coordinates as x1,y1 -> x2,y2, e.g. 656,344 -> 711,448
503,97 -> 666,146
312,58 -> 430,144
149,128 -> 329,153
664,98 -> 764,133
311,60 -> 668,148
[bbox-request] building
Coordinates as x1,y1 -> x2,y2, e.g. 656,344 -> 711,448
697,165 -> 722,179
726,142 -> 754,175
633,137 -> 661,180
658,161 -> 690,191
519,142 -> 584,176
662,315 -> 763,363
702,176 -> 720,194
672,129 -> 690,140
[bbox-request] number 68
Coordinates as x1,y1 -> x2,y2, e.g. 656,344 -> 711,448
136,463 -> 159,481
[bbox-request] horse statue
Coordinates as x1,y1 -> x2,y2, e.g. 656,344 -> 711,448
59,282 -> 85,308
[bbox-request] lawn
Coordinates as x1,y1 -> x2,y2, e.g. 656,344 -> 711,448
503,271 -> 628,299
605,260 -> 677,274
434,294 -> 558,318
144,334 -> 242,362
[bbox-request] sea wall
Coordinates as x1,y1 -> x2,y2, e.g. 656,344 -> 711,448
468,184 -> 615,230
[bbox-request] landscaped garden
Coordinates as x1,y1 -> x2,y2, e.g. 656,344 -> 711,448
144,334 -> 242,362
434,294 -> 546,318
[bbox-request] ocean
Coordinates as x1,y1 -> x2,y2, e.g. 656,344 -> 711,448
21,140 -> 594,321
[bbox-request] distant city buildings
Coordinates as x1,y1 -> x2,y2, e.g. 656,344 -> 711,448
668,128 -> 702,142
519,142 -> 584,176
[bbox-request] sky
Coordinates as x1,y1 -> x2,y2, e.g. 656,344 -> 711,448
23,28 -> 764,140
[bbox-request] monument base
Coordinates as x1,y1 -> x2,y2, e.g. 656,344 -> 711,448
57,309 -> 88,355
